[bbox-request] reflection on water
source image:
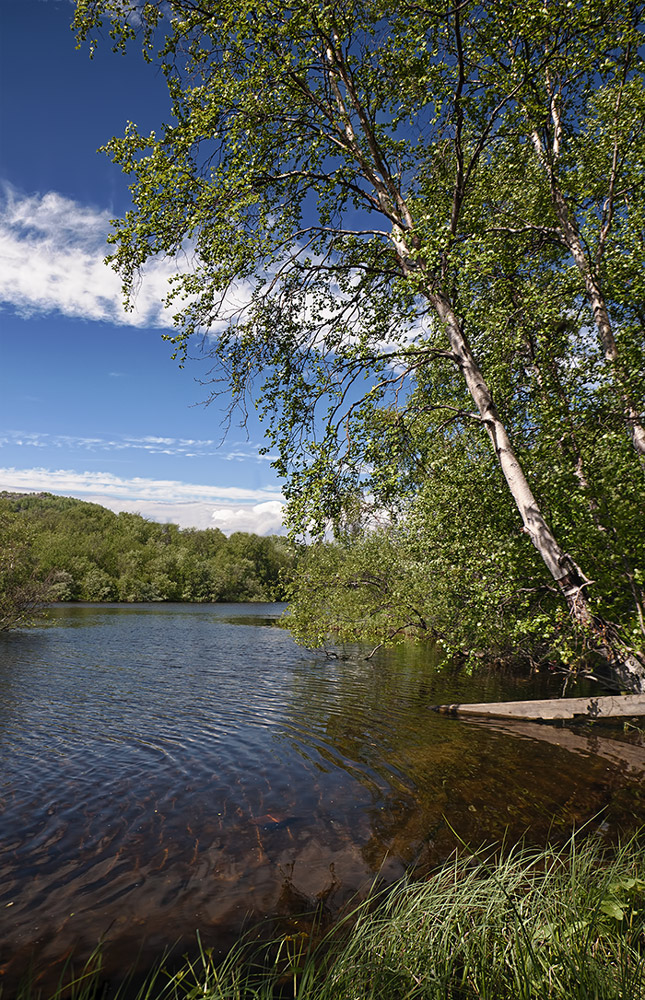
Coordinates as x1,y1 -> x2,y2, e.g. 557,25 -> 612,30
0,603 -> 643,994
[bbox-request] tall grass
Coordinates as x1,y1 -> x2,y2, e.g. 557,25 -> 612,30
14,833 -> 645,1000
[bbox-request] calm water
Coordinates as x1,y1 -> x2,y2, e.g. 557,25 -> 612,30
0,603 -> 643,994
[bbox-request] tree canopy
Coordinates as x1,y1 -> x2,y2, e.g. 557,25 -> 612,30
0,493 -> 296,606
73,1 -> 645,683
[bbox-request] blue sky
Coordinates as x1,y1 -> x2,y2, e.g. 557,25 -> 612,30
0,0 -> 286,534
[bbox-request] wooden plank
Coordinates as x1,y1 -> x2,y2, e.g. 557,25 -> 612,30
430,694 -> 645,720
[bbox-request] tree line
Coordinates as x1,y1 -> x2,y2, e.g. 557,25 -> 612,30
0,492 -> 297,629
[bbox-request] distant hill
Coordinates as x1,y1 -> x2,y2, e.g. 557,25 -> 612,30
0,492 -> 298,603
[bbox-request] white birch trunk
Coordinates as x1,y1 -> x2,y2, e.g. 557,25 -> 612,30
552,189 -> 645,459
430,295 -> 578,582
425,289 -> 645,691
530,110 -> 645,462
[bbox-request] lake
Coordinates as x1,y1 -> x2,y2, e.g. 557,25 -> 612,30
0,603 -> 643,994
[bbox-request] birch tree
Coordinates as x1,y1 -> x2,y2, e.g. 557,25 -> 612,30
479,2 -> 645,460
74,0 -> 644,686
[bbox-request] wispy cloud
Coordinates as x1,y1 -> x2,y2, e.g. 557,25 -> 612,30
0,429 -> 275,462
0,467 -> 286,534
0,466 -> 282,503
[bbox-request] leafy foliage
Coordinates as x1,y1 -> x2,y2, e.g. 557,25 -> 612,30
287,392 -> 644,666
0,509 -> 51,630
0,493 -> 297,613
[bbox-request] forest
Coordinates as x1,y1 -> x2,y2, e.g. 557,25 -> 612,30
0,491 -> 297,628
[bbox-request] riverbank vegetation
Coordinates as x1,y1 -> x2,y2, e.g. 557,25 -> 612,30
0,492 -> 297,622
18,833 -> 645,1000
0,507 -> 52,631
72,0 -> 645,689
284,411 -> 645,670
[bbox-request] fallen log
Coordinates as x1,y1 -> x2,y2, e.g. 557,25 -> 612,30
430,694 -> 645,721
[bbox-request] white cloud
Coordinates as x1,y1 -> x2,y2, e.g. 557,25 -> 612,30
0,185 -> 178,327
210,500 -> 285,535
0,184 -> 259,333
0,467 -> 286,534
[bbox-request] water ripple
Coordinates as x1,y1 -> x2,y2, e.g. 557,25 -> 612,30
0,603 -> 641,995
